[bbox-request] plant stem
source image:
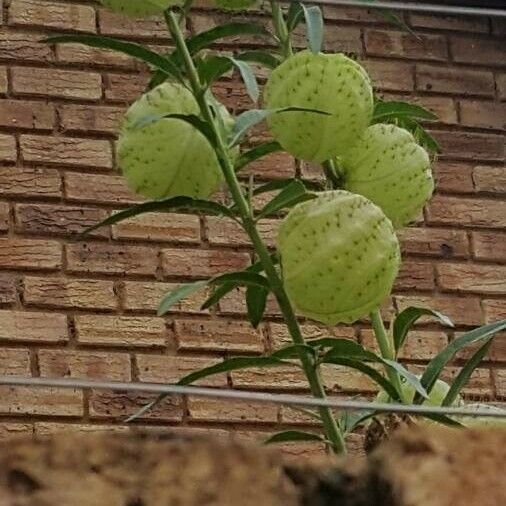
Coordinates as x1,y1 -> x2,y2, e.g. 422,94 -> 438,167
270,1 -> 293,59
370,308 -> 405,402
165,9 -> 346,454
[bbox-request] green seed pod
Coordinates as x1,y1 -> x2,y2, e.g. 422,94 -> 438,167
376,378 -> 459,407
99,0 -> 183,17
264,51 -> 374,162
214,0 -> 257,10
277,190 -> 400,325
342,123 -> 434,228
118,82 -> 224,200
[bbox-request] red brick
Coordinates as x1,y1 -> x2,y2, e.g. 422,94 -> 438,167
269,322 -> 356,349
494,369 -> 506,397
0,310 -> 68,343
361,329 -> 448,360
398,227 -> 469,259
38,350 -> 131,381
0,238 -> 62,270
241,151 -> 296,180
395,294 -> 483,327
56,43 -> 135,68
0,167 -> 62,198
174,319 -> 264,353
0,423 -> 33,440
218,288 -> 281,318
162,248 -> 250,278
0,348 -> 31,376
66,242 -> 159,276
123,280 -> 208,314
0,276 -> 17,305
438,367 -> 492,397
324,25 -> 362,53
23,276 -> 117,310
98,8 -> 170,39
112,212 -> 200,244
427,195 -> 506,228
20,135 -> 113,169
0,99 -> 55,129
64,172 -> 141,205
75,314 -> 166,348
324,5 -> 386,23
472,231 -> 506,263
34,422 -> 128,437
459,100 -> 505,130
472,166 -> 506,194
497,74 -> 506,101
0,30 -> 53,62
0,202 -> 9,232
103,72 -> 150,103
206,216 -> 278,248
395,261 -> 434,291
0,134 -> 16,162
432,130 -> 504,162
409,96 -> 457,124
365,30 -> 447,61
136,354 -> 227,386
437,263 -> 506,295
362,59 -> 414,92
11,67 -> 101,100
0,67 -> 7,95
15,203 -> 109,237
58,104 -> 125,134
9,0 -> 96,32
321,364 -> 377,393
232,364 -> 307,391
450,36 -> 506,67
417,65 -> 495,97
89,389 -> 182,421
408,13 -> 489,33
483,299 -> 506,323
433,161 -> 474,194
0,386 -> 83,416
188,398 -> 277,423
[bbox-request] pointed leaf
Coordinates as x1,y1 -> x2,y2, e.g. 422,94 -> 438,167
44,34 -> 184,84
397,117 -> 441,153
419,320 -> 506,401
302,4 -> 324,54
246,285 -> 268,328
235,142 -> 283,172
256,180 -> 315,219
382,359 -> 429,399
82,197 -> 236,236
236,50 -> 280,69
229,57 -> 259,103
270,344 -> 316,360
211,271 -> 270,290
442,339 -> 493,407
197,55 -> 233,87
393,306 -> 454,355
158,281 -> 208,316
373,100 -> 438,122
319,339 -> 379,362
286,2 -> 305,32
177,356 -> 289,386
265,431 -> 324,445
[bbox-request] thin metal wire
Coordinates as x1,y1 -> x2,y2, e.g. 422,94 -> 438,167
1,376 -> 505,419
296,0 -> 506,18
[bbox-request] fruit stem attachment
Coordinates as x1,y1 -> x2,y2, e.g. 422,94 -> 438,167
370,309 -> 406,402
165,8 -> 346,454
270,1 -> 293,59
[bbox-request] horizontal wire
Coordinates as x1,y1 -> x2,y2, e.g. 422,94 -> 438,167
287,0 -> 506,18
1,376 -> 505,419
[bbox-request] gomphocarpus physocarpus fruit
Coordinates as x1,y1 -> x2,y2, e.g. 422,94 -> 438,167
264,51 -> 374,162
277,190 -> 400,325
118,82 -> 228,200
342,123 -> 434,228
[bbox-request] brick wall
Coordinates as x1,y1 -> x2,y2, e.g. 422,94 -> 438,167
0,0 -> 504,456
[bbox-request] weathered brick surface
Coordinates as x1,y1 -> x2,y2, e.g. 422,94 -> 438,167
0,1 -> 503,444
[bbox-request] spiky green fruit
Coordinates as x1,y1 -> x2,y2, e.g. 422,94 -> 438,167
118,82 -> 224,200
264,51 -> 374,162
376,378 -> 459,407
277,191 -> 400,325
342,123 -> 434,228
214,0 -> 257,10
99,0 -> 183,17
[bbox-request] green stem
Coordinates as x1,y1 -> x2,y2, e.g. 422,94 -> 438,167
370,309 -> 405,402
165,9 -> 346,454
270,1 -> 293,59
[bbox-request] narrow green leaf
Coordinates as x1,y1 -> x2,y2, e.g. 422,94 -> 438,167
302,4 -> 324,54
246,285 -> 268,328
322,357 -> 400,401
442,340 -> 493,407
270,344 -> 316,360
419,320 -> 506,400
382,359 -> 429,399
197,55 -> 233,87
256,180 -> 315,219
229,57 -> 259,103
235,142 -> 283,172
265,431 -> 324,445
157,281 -> 208,316
286,1 -> 304,32
397,117 -> 441,153
44,34 -> 184,84
177,356 -> 289,386
373,100 -> 438,122
82,197 -> 237,236
393,306 -> 454,355
319,339 -> 379,362
236,50 -> 280,69
211,271 -> 270,290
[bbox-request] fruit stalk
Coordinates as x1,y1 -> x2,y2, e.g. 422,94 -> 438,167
165,8 -> 346,454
